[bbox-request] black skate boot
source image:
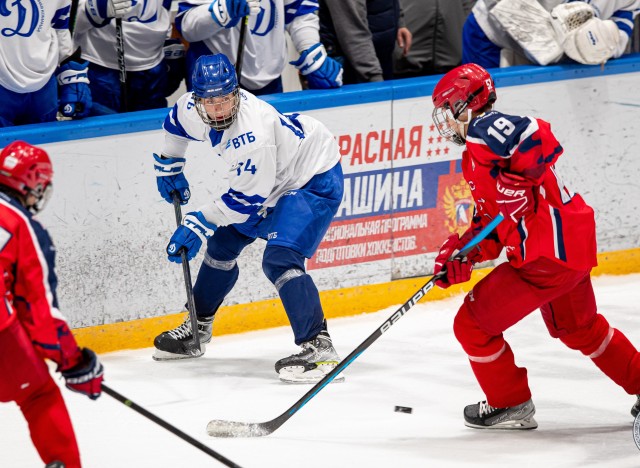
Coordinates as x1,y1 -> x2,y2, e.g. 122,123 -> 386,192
45,462 -> 65,468
632,395 -> 640,418
152,315 -> 213,361
464,399 -> 538,429
275,330 -> 344,384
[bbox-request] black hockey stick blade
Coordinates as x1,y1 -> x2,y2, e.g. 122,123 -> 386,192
206,215 -> 505,438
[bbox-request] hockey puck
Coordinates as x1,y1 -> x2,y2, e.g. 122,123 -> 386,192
394,405 -> 413,414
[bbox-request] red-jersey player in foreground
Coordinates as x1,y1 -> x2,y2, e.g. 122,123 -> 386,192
0,141 -> 104,467
430,63 -> 640,429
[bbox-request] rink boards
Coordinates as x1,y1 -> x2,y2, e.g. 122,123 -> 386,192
1,55 -> 639,353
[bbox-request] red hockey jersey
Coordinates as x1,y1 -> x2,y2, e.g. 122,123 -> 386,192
0,192 -> 81,370
462,110 -> 597,271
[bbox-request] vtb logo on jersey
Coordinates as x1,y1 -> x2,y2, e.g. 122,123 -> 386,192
0,0 -> 41,37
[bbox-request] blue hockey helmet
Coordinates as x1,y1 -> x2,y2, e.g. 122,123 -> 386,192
191,54 -> 241,130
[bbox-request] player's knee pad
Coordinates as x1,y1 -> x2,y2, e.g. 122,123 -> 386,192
453,303 -> 506,359
559,313 -> 611,356
262,245 -> 306,288
205,226 -> 251,262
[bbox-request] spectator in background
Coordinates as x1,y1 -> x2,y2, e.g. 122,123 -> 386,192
74,0 -> 176,113
0,1 -> 91,126
176,0 -> 343,95
463,0 -> 639,68
393,0 -> 475,78
319,0 -> 412,84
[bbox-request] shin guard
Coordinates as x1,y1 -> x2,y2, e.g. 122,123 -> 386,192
561,314 -> 640,394
454,304 -> 531,408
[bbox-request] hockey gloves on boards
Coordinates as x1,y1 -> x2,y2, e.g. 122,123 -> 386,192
433,234 -> 474,289
153,153 -> 191,205
209,0 -> 260,28
496,171 -> 535,223
86,0 -> 135,21
290,43 -> 343,89
61,348 -> 104,400
550,2 -> 623,65
56,61 -> 92,119
167,212 -> 217,263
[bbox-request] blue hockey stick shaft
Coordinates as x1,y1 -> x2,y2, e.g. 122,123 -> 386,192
206,214 -> 504,438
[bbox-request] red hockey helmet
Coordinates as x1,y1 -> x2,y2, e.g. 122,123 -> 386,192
432,63 -> 497,146
0,141 -> 53,212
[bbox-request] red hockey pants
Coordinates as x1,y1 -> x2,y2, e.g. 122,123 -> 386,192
0,319 -> 81,468
453,257 -> 640,408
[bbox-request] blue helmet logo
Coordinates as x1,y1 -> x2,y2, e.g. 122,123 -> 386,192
191,54 -> 238,99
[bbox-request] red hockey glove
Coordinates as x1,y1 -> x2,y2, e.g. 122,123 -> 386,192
61,348 -> 104,400
496,171 -> 536,223
433,234 -> 474,289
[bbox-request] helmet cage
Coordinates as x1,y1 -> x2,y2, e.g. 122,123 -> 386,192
30,181 -> 53,213
194,88 -> 241,130
432,104 -> 467,147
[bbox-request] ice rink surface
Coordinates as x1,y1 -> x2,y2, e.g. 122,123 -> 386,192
2,274 -> 640,468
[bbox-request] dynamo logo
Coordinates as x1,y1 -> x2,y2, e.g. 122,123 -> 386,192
0,0 -> 40,37
252,0 -> 277,37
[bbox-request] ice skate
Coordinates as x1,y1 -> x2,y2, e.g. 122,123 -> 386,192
632,395 -> 640,418
464,399 -> 538,429
152,315 -> 212,361
275,331 -> 344,384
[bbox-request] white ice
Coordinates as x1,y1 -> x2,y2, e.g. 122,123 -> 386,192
2,274 -> 640,467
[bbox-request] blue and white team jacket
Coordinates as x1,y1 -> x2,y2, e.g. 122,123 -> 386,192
0,0 -> 73,93
161,89 -> 341,227
176,0 -> 321,89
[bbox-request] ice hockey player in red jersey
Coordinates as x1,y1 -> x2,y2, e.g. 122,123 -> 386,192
0,141 -> 104,467
430,63 -> 640,429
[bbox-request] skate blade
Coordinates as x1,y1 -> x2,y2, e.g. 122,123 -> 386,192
152,348 -> 204,361
278,364 -> 345,384
465,416 -> 538,430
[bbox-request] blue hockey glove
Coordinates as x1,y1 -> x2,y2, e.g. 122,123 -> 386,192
163,38 -> 186,97
56,61 -> 92,118
209,0 -> 260,28
290,43 -> 343,89
167,212 -> 217,263
153,153 -> 191,205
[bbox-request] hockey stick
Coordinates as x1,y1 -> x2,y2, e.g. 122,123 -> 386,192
115,18 -> 128,112
235,16 -> 248,82
206,214 -> 505,437
101,384 -> 242,467
171,192 -> 204,356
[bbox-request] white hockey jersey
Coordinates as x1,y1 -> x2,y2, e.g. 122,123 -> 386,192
161,90 -> 341,227
473,0 -> 640,53
74,0 -> 171,72
0,0 -> 73,93
176,0 -> 320,89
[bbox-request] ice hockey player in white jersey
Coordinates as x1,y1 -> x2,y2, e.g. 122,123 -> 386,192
0,0 -> 92,126
73,0 -> 174,113
152,53 -> 345,384
175,0 -> 343,95
462,0 -> 640,68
